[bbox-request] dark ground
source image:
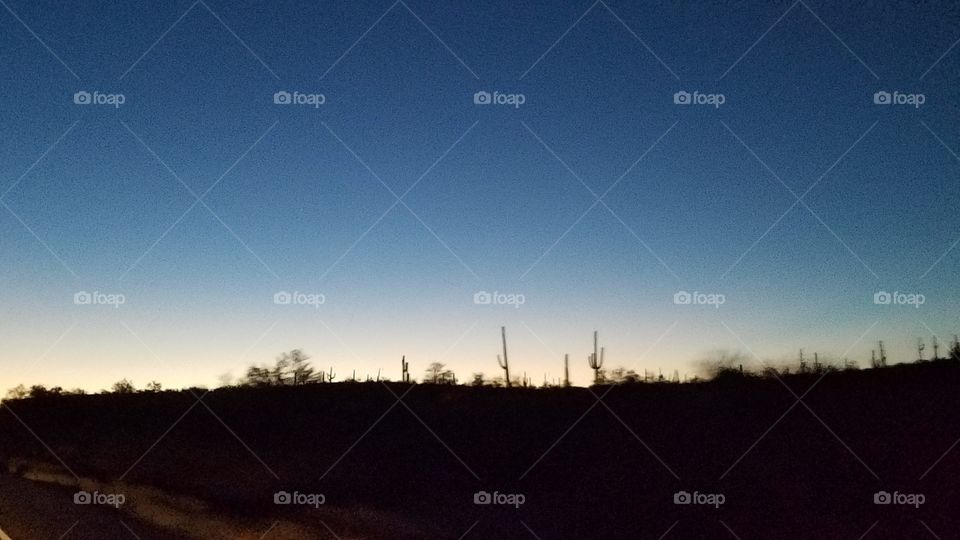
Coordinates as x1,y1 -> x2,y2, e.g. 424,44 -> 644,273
2,361 -> 959,539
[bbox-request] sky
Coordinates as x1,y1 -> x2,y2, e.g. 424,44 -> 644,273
1,0 -> 959,391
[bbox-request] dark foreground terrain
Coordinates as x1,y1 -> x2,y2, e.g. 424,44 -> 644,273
2,361 -> 959,539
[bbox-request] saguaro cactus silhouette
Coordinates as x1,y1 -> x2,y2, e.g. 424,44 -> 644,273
401,355 -> 410,383
498,326 -> 511,387
587,331 -> 604,384
563,353 -> 570,387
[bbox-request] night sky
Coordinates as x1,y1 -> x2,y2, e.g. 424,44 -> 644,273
1,0 -> 958,390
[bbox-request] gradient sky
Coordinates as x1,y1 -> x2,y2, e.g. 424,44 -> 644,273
1,0 -> 959,391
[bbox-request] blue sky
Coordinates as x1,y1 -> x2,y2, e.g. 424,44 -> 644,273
1,0 -> 959,390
